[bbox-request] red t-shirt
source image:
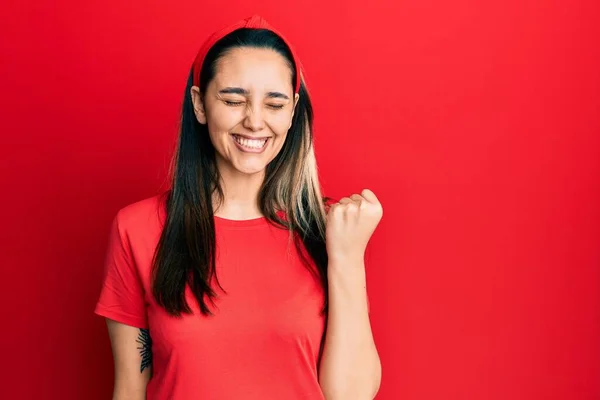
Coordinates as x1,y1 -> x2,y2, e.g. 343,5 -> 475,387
95,195 -> 326,399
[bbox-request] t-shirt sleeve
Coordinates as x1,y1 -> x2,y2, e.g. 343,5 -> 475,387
94,211 -> 148,329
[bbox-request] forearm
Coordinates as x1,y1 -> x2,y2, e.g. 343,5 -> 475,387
318,257 -> 381,400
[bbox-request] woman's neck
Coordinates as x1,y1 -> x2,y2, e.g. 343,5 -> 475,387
212,166 -> 265,220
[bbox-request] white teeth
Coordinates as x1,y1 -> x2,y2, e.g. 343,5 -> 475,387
234,135 -> 267,149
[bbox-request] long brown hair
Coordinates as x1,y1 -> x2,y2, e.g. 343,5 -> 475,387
152,28 -> 329,317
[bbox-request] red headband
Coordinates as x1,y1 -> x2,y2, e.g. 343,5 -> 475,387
192,15 -> 302,94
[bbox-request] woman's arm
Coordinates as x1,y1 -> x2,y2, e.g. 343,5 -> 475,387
318,258 -> 381,400
319,189 -> 383,399
106,319 -> 152,400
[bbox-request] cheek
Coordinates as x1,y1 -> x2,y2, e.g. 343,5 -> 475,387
208,106 -> 240,131
268,112 -> 293,136
206,108 -> 242,146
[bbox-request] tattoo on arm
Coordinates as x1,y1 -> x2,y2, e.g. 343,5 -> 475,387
136,328 -> 153,373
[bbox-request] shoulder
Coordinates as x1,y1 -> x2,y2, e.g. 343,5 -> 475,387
114,191 -> 168,240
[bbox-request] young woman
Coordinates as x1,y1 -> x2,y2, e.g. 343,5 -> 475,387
95,15 -> 382,400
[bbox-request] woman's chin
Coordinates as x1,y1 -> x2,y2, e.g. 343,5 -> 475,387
232,160 -> 267,176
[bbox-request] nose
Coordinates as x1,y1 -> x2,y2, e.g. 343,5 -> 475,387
242,104 -> 266,132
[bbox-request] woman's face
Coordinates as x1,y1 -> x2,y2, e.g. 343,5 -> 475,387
191,47 -> 299,176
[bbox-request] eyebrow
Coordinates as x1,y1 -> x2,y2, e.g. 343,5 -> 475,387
218,87 -> 289,100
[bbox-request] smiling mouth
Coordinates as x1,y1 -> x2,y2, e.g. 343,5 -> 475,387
231,134 -> 269,150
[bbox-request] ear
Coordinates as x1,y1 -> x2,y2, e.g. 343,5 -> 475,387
289,93 -> 300,130
190,86 -> 207,125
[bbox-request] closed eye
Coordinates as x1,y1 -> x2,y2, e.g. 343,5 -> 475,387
224,100 -> 244,106
222,99 -> 285,109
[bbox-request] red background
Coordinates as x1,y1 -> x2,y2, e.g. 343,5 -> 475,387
1,0 -> 599,399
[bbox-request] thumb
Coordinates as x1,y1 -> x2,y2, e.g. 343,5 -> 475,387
360,189 -> 379,204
